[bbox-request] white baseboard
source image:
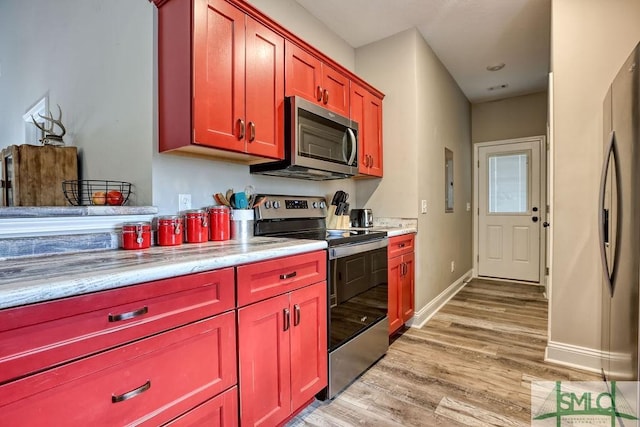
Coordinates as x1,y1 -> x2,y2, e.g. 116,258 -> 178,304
545,341 -> 603,375
406,269 -> 473,329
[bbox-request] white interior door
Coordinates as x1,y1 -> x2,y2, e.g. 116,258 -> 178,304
478,140 -> 542,282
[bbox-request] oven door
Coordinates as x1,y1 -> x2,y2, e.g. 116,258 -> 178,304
328,242 -> 388,351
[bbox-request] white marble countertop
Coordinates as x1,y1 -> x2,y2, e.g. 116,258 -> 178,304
0,237 -> 326,310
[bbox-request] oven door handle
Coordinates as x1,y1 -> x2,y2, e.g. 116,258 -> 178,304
329,238 -> 388,260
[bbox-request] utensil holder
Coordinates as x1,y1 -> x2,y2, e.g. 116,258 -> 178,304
231,209 -> 254,241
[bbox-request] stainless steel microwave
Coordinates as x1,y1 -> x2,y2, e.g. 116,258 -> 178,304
250,96 -> 358,180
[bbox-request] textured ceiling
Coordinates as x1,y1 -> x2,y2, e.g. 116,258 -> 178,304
293,0 -> 551,103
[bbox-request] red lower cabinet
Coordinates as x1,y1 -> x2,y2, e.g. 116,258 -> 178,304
238,282 -> 327,427
0,313 -> 237,426
388,234 -> 416,336
166,386 -> 239,427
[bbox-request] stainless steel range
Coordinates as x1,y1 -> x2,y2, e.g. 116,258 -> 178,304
254,194 -> 389,400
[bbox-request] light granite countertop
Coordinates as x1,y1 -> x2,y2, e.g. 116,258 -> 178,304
0,237 -> 326,310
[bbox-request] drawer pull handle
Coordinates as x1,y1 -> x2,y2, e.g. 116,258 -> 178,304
108,306 -> 148,323
283,308 -> 290,331
112,380 -> 151,403
398,243 -> 406,248
294,304 -> 301,326
280,271 -> 297,280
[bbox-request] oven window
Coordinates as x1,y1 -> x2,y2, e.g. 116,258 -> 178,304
329,247 -> 388,351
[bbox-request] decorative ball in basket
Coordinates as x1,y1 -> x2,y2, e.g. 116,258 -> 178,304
63,180 -> 132,206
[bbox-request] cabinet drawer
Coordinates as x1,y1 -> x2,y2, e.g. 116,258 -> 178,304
388,234 -> 415,258
236,251 -> 326,306
165,386 -> 238,426
0,268 -> 234,384
0,312 -> 237,427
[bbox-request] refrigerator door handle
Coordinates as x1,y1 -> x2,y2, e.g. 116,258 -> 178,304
598,130 -> 620,297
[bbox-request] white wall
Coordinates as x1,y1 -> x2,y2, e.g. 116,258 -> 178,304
0,0 -> 154,206
550,0 -> 640,352
354,28 -> 473,311
472,91 -> 548,143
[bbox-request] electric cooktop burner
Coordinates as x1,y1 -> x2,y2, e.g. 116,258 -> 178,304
252,194 -> 387,246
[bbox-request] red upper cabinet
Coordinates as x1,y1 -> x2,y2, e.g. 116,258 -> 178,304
285,41 -> 350,117
351,82 -> 383,177
159,0 -> 284,160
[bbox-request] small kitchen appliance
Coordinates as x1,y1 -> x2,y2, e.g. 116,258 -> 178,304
253,194 -> 388,400
350,208 -> 374,228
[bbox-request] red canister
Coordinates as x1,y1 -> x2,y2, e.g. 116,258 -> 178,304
184,209 -> 209,243
156,215 -> 183,246
208,205 -> 230,241
122,222 -> 151,250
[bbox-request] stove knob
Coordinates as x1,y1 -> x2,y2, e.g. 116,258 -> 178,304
264,200 -> 272,209
273,201 -> 281,209
312,201 -> 319,208
319,201 -> 326,209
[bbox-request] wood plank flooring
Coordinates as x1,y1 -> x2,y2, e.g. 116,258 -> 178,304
288,279 -> 601,426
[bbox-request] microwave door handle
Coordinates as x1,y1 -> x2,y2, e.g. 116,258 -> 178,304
346,128 -> 357,166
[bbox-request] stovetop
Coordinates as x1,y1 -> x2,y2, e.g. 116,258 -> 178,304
252,194 -> 387,247
266,228 -> 387,247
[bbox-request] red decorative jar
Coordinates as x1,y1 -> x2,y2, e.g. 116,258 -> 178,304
208,205 -> 230,241
156,215 -> 183,246
122,222 -> 151,250
184,209 -> 209,243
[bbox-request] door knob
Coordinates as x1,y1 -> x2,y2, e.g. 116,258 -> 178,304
543,222 -> 550,228
532,216 -> 539,222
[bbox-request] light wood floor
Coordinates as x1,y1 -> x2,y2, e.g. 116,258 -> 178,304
288,279 -> 601,426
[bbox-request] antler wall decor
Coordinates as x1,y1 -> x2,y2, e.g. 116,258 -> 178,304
31,104 -> 67,146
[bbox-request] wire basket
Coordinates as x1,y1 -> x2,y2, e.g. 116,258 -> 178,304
63,180 -> 132,206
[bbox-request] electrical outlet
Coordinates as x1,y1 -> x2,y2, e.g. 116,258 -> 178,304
178,194 -> 191,211
421,200 -> 427,214
450,261 -> 455,272
466,202 -> 471,211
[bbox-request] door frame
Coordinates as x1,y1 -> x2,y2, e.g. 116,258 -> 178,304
473,135 -> 548,284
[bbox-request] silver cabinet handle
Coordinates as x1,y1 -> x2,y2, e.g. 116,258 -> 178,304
108,306 -> 148,323
248,121 -> 256,142
323,89 -> 329,105
237,118 -> 245,140
280,271 -> 297,280
294,304 -> 301,326
112,380 -> 151,403
316,86 -> 323,102
283,308 -> 290,331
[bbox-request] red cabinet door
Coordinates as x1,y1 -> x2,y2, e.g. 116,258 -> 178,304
351,83 -> 383,177
321,64 -> 350,117
290,282 -> 327,410
194,0 -> 245,152
245,17 -> 284,159
238,294 -> 291,427
365,94 -> 383,177
285,41 -> 323,103
401,252 -> 415,322
387,255 -> 403,335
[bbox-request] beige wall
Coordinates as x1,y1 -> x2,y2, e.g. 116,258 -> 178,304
550,0 -> 640,351
472,92 -> 548,143
355,28 -> 473,312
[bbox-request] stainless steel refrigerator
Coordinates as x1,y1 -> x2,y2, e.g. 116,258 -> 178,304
600,41 -> 640,382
